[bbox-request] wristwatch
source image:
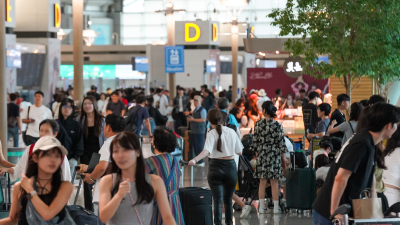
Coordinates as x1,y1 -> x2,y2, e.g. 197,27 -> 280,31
26,190 -> 37,200
89,177 -> 95,183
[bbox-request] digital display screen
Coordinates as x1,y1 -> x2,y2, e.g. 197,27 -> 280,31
133,57 -> 149,72
17,53 -> 46,86
60,64 -> 146,80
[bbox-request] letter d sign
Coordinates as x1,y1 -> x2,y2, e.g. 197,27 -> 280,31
54,4 -> 61,28
185,23 -> 201,42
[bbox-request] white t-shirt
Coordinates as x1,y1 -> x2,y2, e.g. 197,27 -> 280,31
20,101 -> 32,131
153,94 -> 161,108
10,144 -> 70,182
383,148 -> 400,189
316,166 -> 330,181
21,105 -> 53,138
93,135 -> 116,203
204,127 -> 243,159
159,94 -> 169,116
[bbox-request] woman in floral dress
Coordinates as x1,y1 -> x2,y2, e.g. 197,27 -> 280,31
250,101 -> 288,214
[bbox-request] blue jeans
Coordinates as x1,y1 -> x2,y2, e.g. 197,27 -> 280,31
313,209 -> 333,225
8,126 -> 19,147
191,133 -> 205,163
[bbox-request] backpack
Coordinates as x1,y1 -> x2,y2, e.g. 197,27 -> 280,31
241,128 -> 253,161
124,105 -> 142,133
29,144 -> 65,162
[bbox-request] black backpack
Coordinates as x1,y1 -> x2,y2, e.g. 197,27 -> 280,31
124,105 -> 142,133
241,128 -> 253,161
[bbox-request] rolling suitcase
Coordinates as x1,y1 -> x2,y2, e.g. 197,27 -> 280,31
179,187 -> 212,225
67,167 -> 102,225
286,152 -> 316,212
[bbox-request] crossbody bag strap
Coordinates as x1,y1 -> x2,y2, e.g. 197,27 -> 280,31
349,121 -> 354,134
26,106 -> 31,130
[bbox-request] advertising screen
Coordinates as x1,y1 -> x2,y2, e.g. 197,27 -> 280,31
60,64 -> 146,80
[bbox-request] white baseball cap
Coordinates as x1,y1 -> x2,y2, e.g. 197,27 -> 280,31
32,136 -> 68,156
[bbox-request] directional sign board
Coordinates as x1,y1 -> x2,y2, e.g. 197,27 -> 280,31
165,46 -> 185,73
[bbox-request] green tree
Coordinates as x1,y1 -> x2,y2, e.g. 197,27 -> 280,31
268,0 -> 400,99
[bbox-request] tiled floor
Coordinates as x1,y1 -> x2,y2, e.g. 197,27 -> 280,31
143,144 -> 314,225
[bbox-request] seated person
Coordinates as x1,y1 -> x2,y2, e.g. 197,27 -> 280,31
315,154 -> 331,181
313,140 -> 333,167
0,136 -> 73,224
0,119 -> 71,182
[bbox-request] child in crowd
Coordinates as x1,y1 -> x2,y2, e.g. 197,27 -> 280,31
0,136 -> 73,224
250,152 -> 257,171
166,100 -> 175,128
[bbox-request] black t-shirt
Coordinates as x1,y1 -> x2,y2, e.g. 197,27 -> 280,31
302,103 -> 320,135
313,129 -> 376,219
106,100 -> 125,116
330,109 -> 346,138
81,126 -> 101,165
7,103 -> 20,118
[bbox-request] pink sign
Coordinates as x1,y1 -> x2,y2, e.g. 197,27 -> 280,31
246,68 -> 330,98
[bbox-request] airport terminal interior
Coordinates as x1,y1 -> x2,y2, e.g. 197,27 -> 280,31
1,0 -> 400,225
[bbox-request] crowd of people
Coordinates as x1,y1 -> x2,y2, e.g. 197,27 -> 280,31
3,82 -> 400,225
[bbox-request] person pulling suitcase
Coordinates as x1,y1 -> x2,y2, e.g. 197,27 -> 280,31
188,109 -> 243,225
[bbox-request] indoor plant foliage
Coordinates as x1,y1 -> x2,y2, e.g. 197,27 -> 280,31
268,0 -> 400,99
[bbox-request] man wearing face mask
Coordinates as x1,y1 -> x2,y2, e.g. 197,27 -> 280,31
57,98 -> 84,177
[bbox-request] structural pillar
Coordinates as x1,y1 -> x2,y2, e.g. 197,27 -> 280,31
231,24 -> 239,102
166,12 -> 175,99
0,0 -> 7,156
73,0 -> 84,104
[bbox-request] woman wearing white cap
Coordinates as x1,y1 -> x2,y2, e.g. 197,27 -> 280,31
0,120 -> 71,182
0,136 -> 74,224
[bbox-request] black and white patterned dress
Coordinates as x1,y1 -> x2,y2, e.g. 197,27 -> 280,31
250,118 -> 288,179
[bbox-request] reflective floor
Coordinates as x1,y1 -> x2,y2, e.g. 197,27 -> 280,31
143,144 -> 314,225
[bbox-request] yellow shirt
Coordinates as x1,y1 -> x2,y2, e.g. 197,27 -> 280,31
375,166 -> 385,193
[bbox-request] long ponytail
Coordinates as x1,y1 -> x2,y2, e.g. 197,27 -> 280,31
208,109 -> 223,153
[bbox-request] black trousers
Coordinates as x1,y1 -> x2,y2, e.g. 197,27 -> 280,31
208,159 -> 237,225
174,112 -> 187,136
83,183 -> 94,211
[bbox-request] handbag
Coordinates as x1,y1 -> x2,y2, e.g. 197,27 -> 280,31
352,189 -> 383,219
7,116 -> 17,128
22,106 -> 31,146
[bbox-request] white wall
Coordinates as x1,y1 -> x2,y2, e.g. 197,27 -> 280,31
387,81 -> 400,106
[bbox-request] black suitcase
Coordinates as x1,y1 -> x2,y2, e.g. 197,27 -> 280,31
66,167 -> 102,225
179,187 -> 212,225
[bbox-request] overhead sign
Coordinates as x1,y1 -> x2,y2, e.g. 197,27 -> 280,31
212,23 -> 218,42
283,56 -> 305,78
165,46 -> 185,73
6,48 -> 21,68
176,21 -> 220,45
54,3 -> 61,28
205,59 -> 216,73
185,23 -> 201,42
6,0 -> 12,22
132,57 -> 149,72
5,0 -> 15,28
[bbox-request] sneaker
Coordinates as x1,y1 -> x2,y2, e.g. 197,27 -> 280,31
273,208 -> 282,214
240,205 -> 252,218
195,162 -> 205,167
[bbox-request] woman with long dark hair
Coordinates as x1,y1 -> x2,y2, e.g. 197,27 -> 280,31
99,132 -> 176,225
145,127 -> 184,225
188,109 -> 243,225
76,96 -> 106,211
0,136 -> 73,224
383,128 -> 400,207
250,101 -> 288,214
